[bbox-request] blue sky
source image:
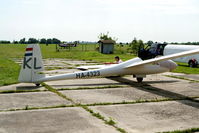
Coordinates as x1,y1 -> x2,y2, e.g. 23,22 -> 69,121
0,0 -> 199,42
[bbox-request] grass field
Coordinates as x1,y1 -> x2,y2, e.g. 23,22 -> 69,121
0,44 -> 134,61
0,57 -> 20,86
173,62 -> 199,74
0,44 -> 199,86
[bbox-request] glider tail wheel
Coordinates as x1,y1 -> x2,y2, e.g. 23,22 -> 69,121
35,83 -> 40,86
136,77 -> 143,83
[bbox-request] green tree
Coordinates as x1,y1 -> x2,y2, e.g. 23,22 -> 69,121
128,38 -> 144,54
98,32 -> 117,42
27,38 -> 38,44
39,38 -> 47,44
52,38 -> 61,44
19,38 -> 26,44
0,40 -> 10,44
12,40 -> 18,44
46,38 -> 52,44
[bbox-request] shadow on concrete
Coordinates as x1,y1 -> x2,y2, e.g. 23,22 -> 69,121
107,77 -> 199,109
16,86 -> 41,90
50,78 -> 178,88
50,83 -> 125,87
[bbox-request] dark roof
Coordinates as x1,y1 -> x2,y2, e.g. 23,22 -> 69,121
98,40 -> 115,44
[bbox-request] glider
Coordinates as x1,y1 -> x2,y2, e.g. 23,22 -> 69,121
18,44 -> 199,86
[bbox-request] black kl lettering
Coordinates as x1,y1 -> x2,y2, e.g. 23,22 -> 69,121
34,58 -> 42,69
23,57 -> 32,69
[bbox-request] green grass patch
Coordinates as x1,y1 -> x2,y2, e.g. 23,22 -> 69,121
105,117 -> 116,125
0,89 -> 45,94
0,44 -> 26,58
160,127 -> 199,133
0,44 -> 25,86
116,127 -> 127,133
41,44 -> 134,62
0,57 -> 20,86
173,62 -> 199,74
0,44 -> 135,61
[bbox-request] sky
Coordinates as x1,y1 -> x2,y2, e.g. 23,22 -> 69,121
0,0 -> 199,43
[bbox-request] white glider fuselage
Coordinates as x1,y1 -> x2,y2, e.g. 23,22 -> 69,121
35,57 -> 176,83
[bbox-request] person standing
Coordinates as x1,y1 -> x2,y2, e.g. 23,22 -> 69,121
115,56 -> 123,64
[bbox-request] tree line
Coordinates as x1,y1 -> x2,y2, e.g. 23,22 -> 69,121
170,42 -> 199,45
0,38 -> 61,44
0,36 -> 199,46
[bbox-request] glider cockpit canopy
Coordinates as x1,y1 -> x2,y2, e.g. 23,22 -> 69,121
138,43 -> 167,60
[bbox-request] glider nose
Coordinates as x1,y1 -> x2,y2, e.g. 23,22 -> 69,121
169,60 -> 177,71
159,60 -> 177,71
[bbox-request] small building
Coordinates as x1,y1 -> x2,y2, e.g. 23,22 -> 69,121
98,40 -> 115,54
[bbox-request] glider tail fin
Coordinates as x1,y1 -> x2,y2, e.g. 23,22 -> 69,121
18,44 -> 45,83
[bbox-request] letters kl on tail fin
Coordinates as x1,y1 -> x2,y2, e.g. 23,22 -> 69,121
18,44 -> 45,83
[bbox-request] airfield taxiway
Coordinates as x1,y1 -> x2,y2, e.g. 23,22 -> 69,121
0,59 -> 198,133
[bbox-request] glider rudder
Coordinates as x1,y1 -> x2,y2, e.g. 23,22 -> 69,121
18,44 -> 45,83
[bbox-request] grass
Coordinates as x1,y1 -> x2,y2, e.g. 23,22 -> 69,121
173,62 -> 199,74
0,44 -> 25,86
105,117 -> 116,125
43,44 -> 135,62
160,127 -> 199,133
0,89 -> 45,94
0,57 -> 20,86
0,44 -> 135,62
0,44 -> 27,58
